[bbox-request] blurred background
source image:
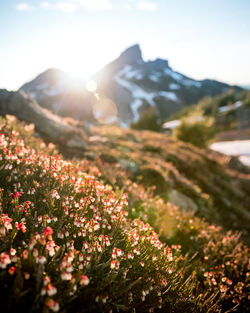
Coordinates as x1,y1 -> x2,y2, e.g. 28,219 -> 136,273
0,0 -> 250,163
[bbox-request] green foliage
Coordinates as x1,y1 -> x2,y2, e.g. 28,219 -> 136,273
131,108 -> 161,132
243,91 -> 250,108
174,120 -> 215,148
0,117 -> 206,313
0,117 -> 249,313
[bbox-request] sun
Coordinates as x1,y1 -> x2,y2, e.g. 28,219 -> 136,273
65,74 -> 97,93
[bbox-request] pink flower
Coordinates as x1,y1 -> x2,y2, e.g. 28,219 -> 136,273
47,284 -> 57,296
61,272 -> 72,280
80,275 -> 90,286
52,190 -> 60,199
0,252 -> 11,269
46,299 -> 60,312
44,226 -> 53,236
8,266 -> 16,275
37,255 -> 46,264
110,259 -> 120,270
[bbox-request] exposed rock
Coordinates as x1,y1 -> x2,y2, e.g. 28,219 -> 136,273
117,44 -> 144,66
168,189 -> 198,212
0,89 -> 88,150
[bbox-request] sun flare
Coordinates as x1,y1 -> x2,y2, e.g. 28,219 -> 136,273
65,75 -> 97,93
86,79 -> 97,92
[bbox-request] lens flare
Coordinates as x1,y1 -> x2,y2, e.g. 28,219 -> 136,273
93,97 -> 118,124
86,79 -> 97,92
66,77 -> 86,90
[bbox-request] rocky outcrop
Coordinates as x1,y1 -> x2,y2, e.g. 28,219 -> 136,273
0,89 -> 88,150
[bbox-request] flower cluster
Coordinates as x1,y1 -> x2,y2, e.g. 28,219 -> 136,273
0,126 -> 195,313
0,116 -> 249,313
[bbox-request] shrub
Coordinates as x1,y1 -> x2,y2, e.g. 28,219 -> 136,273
174,120 -> 215,149
0,117 -> 249,313
131,108 -> 161,132
0,125 -> 203,312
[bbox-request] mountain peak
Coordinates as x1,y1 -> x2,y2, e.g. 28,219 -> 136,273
119,44 -> 144,65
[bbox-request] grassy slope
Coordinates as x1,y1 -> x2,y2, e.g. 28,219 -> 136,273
86,125 -> 250,243
166,90 -> 250,139
0,116 -> 249,312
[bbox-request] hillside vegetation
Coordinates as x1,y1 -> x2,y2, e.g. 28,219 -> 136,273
0,115 -> 249,312
168,90 -> 250,140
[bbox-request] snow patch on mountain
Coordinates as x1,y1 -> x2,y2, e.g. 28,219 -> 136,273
164,68 -> 202,88
158,91 -> 178,102
164,68 -> 183,81
124,69 -> 143,80
131,99 -> 143,122
169,83 -> 180,90
114,65 -> 179,121
149,72 -> 161,82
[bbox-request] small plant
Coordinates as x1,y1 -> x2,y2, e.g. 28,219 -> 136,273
0,116 -> 249,313
174,119 -> 215,148
0,120 -> 203,313
131,108 -> 161,132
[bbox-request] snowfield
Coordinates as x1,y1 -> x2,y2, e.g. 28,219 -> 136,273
210,140 -> 250,166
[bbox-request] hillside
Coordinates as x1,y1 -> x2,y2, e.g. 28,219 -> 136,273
0,114 -> 249,312
85,125 -> 250,241
20,45 -> 242,126
166,90 -> 250,140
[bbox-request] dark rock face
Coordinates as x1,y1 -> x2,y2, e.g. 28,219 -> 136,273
20,69 -> 95,122
118,44 -> 144,66
0,89 -> 88,150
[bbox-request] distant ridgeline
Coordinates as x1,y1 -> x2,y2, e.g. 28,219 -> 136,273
20,44 -> 241,126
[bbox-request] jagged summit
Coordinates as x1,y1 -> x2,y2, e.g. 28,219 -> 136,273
118,44 -> 144,65
147,58 -> 169,69
20,44 -> 241,125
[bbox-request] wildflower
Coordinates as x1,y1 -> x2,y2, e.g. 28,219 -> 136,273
57,231 -> 64,239
110,259 -> 120,270
37,255 -> 46,264
8,266 -> 16,275
102,295 -> 109,303
43,276 -> 50,286
0,214 -> 12,235
0,253 -> 11,269
47,284 -> 57,296
44,226 -> 53,236
10,248 -> 16,256
41,287 -> 47,296
46,299 -> 60,312
15,221 -> 26,233
24,272 -> 30,279
61,272 -> 72,280
22,250 -> 28,259
80,275 -> 90,286
52,190 -> 60,199
128,253 -> 134,259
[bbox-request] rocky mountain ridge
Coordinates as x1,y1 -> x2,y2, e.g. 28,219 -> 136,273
20,44 -> 242,125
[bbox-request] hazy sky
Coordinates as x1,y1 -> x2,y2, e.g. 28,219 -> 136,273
0,0 -> 250,89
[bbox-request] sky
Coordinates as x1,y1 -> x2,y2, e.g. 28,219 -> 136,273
0,0 -> 250,90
